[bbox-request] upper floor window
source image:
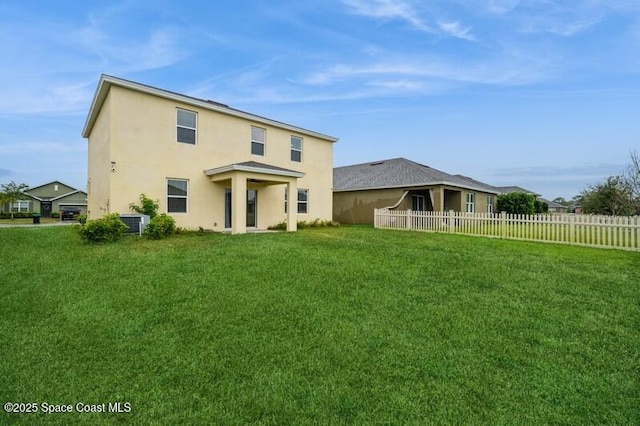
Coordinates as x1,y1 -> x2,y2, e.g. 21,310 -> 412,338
466,193 -> 475,213
251,126 -> 265,156
487,195 -> 494,213
177,109 -> 196,144
291,136 -> 302,162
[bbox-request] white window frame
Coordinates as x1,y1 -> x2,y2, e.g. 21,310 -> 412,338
285,188 -> 308,214
465,193 -> 475,213
176,108 -> 197,145
487,195 -> 494,213
290,136 -> 302,162
11,200 -> 30,212
251,126 -> 266,156
167,178 -> 189,213
297,189 -> 308,214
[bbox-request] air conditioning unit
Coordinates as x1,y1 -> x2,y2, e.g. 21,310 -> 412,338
119,214 -> 150,235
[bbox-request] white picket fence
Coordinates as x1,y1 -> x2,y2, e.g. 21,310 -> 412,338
374,209 -> 640,251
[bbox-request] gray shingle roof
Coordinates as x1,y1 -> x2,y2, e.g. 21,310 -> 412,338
333,158 -> 498,193
493,186 -> 540,196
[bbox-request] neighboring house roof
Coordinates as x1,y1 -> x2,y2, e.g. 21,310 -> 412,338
25,180 -> 77,193
20,181 -> 87,202
538,197 -> 567,209
82,75 -> 339,143
333,158 -> 499,194
493,185 -> 541,196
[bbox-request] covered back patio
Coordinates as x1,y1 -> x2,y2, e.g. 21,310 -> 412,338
205,161 -> 304,234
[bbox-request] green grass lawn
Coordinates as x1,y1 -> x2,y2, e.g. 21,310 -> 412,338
1,226 -> 638,424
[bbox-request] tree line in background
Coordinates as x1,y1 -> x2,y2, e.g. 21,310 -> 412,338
576,150 -> 640,216
498,151 -> 639,216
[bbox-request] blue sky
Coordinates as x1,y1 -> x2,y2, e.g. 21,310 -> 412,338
1,0 -> 639,200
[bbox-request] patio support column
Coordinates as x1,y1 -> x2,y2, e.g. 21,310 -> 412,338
231,174 -> 247,235
286,180 -> 297,232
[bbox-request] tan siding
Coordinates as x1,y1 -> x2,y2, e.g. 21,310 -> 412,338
333,188 -> 406,224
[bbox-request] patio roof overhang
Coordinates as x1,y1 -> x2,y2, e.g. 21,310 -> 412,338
205,161 -> 305,180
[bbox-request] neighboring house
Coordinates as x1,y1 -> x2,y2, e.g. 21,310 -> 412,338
492,186 -> 569,213
333,158 -> 499,224
82,75 -> 338,234
538,197 -> 569,213
0,181 -> 87,217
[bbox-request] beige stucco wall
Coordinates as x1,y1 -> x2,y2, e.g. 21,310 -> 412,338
87,91 -> 112,218
87,85 -> 334,230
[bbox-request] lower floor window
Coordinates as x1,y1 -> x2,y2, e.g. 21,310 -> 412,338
285,188 -> 308,214
466,193 -> 475,213
297,189 -> 308,214
167,179 -> 188,213
487,195 -> 494,213
11,200 -> 31,212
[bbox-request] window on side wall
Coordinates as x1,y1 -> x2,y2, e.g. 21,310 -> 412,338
297,189 -> 308,214
177,109 -> 197,144
251,126 -> 265,156
466,193 -> 475,213
167,179 -> 188,213
291,136 -> 302,162
487,195 -> 494,213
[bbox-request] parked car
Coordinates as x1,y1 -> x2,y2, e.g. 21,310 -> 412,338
60,207 -> 81,220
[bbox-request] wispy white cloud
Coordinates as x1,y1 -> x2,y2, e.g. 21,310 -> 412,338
438,21 -> 476,40
341,0 -> 478,41
0,4 -> 190,115
484,0 -> 521,15
342,0 -> 430,31
301,52 -> 554,88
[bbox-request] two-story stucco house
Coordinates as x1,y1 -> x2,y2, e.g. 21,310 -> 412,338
82,75 -> 338,234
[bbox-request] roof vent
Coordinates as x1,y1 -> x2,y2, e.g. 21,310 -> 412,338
370,161 -> 384,166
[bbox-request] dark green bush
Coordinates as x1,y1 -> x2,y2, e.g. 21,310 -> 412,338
534,200 -> 549,214
143,213 -> 176,239
0,212 -> 35,219
51,212 -> 60,218
77,214 -> 87,225
78,213 -> 128,243
496,192 -> 536,215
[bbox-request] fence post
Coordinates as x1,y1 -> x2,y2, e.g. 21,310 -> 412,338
500,211 -> 506,238
374,208 -> 379,228
569,214 -> 575,244
406,210 -> 411,230
448,210 -> 454,233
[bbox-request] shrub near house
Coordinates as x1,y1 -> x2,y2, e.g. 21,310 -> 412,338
496,192 -> 536,215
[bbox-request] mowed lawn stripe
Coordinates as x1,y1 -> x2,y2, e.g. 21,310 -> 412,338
1,226 -> 638,424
